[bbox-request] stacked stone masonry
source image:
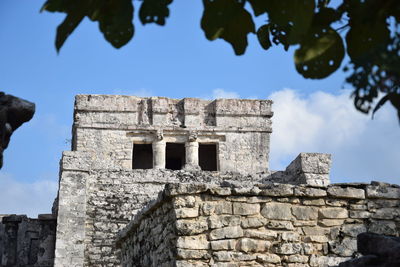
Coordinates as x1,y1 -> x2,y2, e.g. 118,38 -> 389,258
117,183 -> 400,267
0,214 -> 56,267
47,95 -> 398,266
56,149 -> 331,266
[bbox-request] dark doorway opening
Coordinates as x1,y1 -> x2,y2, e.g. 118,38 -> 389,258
132,144 -> 153,169
166,143 -> 185,170
199,143 -> 218,171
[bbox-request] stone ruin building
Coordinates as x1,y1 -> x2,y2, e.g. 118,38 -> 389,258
0,95 -> 399,267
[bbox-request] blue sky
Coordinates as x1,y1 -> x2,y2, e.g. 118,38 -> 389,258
1,0 -> 399,216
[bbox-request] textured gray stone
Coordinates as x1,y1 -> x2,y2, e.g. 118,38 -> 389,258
327,186 -> 365,199
319,207 -> 348,219
366,185 -> 400,199
261,203 -> 292,220
292,206 -> 318,220
209,226 -> 244,240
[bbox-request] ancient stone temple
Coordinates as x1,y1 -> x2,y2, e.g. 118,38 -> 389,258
0,95 -> 399,267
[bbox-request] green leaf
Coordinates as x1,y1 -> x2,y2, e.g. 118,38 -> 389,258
201,0 -> 255,55
295,27 -> 345,79
139,0 -> 173,26
94,0 -> 134,48
257,24 -> 272,50
346,19 -> 390,62
266,0 -> 315,45
313,7 -> 341,27
55,13 -> 85,52
372,94 -> 390,119
247,0 -> 268,16
41,0 -> 70,12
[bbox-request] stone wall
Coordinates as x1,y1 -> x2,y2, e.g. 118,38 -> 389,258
55,150 -> 332,266
0,214 -> 56,267
117,182 -> 400,267
55,151 -> 265,267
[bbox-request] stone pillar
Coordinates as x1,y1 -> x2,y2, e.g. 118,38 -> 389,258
184,142 -> 200,170
2,215 -> 22,266
153,141 -> 166,169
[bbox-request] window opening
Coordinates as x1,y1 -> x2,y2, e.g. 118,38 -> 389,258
166,143 -> 185,170
132,144 -> 153,169
199,143 -> 218,171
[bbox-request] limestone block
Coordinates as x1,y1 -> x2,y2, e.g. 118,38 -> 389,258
244,229 -> 277,240
371,208 -> 400,219
176,235 -> 209,250
326,199 -> 348,207
349,204 -> 367,210
327,186 -> 365,199
349,210 -> 371,219
261,203 -> 293,220
292,206 -> 318,220
318,219 -> 345,227
202,201 -> 232,215
294,187 -> 327,197
366,185 -> 400,199
287,255 -> 309,263
281,232 -> 300,242
208,215 -> 241,229
329,238 -> 357,256
300,173 -> 330,187
266,220 -> 294,230
238,238 -> 271,252
210,239 -> 237,251
286,153 -> 332,174
309,255 -> 351,267
176,249 -> 210,260
341,224 -> 367,237
61,151 -> 92,171
173,196 -> 197,208
232,203 -> 260,216
176,260 -> 209,267
303,235 -> 329,243
367,199 -> 400,209
259,184 -> 294,197
302,199 -> 325,206
293,220 -> 317,226
209,226 -> 244,240
256,253 -> 281,264
212,251 -> 257,262
368,220 -> 398,236
302,226 -> 330,236
240,216 -> 268,228
75,94 -> 139,111
175,208 -> 199,219
319,208 -> 348,219
176,218 -> 208,235
273,243 -> 303,255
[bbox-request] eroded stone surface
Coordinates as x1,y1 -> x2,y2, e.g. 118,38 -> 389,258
117,183 -> 400,267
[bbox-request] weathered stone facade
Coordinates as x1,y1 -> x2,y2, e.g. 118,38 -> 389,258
0,214 -> 56,266
117,183 -> 400,267
2,94 -> 398,267
55,95 -> 277,266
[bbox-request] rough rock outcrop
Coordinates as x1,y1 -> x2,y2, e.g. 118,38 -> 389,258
0,92 -> 35,168
338,233 -> 400,267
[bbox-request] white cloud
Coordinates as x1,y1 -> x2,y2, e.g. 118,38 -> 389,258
268,89 -> 400,184
0,173 -> 58,217
212,88 -> 240,99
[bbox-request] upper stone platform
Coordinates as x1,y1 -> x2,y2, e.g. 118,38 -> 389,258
72,95 -> 274,174
74,95 -> 273,129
